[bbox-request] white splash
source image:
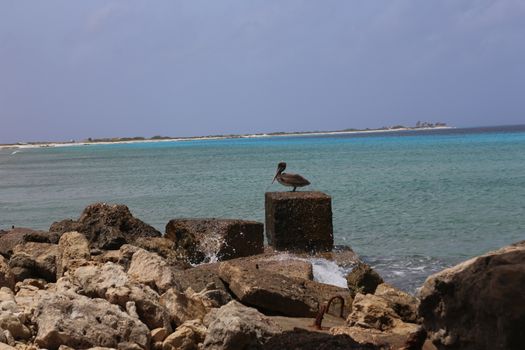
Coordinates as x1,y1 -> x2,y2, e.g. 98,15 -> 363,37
199,231 -> 225,264
309,258 -> 353,288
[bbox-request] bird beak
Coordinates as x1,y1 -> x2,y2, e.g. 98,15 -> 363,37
272,171 -> 278,184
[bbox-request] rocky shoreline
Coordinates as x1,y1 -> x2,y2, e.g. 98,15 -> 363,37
0,202 -> 523,350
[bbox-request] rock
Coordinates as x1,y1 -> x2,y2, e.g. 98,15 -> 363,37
202,300 -> 282,350
218,259 -> 352,317
159,288 -> 208,327
419,241 -> 525,350
374,283 -> 419,324
57,232 -> 91,278
9,242 -> 58,282
50,203 -> 161,250
0,312 -> 31,340
73,262 -> 172,331
193,285 -> 232,309
173,264 -> 228,295
162,320 -> 206,350
335,292 -> 422,349
127,249 -> 180,293
0,228 -> 59,258
32,290 -> 149,350
132,237 -> 191,270
151,327 -> 169,343
346,262 -> 384,295
348,293 -> 417,332
263,328 -> 382,350
0,257 -> 15,291
330,326 -> 418,350
0,343 -> 16,350
265,191 -> 333,252
165,218 -> 264,264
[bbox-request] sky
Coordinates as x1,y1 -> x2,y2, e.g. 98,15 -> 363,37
1,1 -> 524,143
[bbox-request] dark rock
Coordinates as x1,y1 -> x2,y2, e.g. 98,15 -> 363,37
0,256 -> 15,290
265,191 -> 333,252
173,263 -> 228,294
346,262 -> 384,295
9,242 -> 58,282
50,203 -> 161,250
419,241 -> 525,350
218,259 -> 352,317
0,227 -> 59,258
165,218 -> 264,264
263,328 -> 383,350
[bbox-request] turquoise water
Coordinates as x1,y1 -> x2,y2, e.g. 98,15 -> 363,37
1,126 -> 525,291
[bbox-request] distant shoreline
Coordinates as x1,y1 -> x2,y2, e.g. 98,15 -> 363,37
0,125 -> 452,150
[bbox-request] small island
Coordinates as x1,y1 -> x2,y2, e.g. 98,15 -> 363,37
0,122 -> 449,150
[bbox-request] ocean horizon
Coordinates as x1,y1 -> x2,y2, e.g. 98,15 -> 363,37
1,124 -> 524,292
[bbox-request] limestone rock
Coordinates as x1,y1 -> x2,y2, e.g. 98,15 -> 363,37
57,232 -> 91,278
10,242 -> 58,282
346,262 -> 384,295
348,293 -> 416,332
0,228 -> 59,258
165,218 -> 264,264
162,320 -> 206,350
219,260 -> 352,317
173,263 -> 228,295
32,290 -> 149,350
50,203 -> 161,250
0,257 -> 15,291
0,312 -> 31,340
374,283 -> 419,324
263,328 -> 383,350
418,241 -> 525,350
159,288 -> 208,327
265,191 -> 333,252
337,292 -> 423,349
0,343 -> 16,350
73,262 -> 171,331
151,327 -> 169,343
202,301 -> 282,350
127,249 -> 180,293
132,237 -> 191,270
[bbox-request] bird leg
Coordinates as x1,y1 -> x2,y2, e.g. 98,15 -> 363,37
292,187 -> 297,192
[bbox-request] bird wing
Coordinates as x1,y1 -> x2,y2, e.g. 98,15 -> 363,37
280,173 -> 311,186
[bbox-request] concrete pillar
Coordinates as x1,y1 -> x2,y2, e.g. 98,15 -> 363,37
265,191 -> 333,252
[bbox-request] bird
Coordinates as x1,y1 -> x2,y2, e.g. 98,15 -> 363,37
272,162 -> 311,192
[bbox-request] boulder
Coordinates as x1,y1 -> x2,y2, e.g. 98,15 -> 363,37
0,343 -> 16,350
346,262 -> 384,295
265,191 -> 333,252
50,203 -> 161,250
202,300 -> 282,350
218,259 -> 352,317
73,262 -> 172,331
374,283 -> 419,324
419,241 -> 525,350
9,242 -> 58,282
132,237 -> 191,270
159,288 -> 208,327
173,264 -> 228,295
165,218 -> 264,264
263,328 -> 382,350
334,292 -> 426,350
162,320 -> 206,350
57,232 -> 91,278
32,290 -> 149,350
330,326 -> 426,350
0,227 -> 59,258
0,257 -> 15,291
0,312 -> 31,340
127,249 -> 180,293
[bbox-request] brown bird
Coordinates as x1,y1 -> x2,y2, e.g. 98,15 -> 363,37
272,162 -> 310,192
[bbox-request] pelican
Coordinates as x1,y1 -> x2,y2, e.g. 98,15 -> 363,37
272,162 -> 310,192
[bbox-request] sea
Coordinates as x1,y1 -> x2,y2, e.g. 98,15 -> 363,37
1,125 -> 525,293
